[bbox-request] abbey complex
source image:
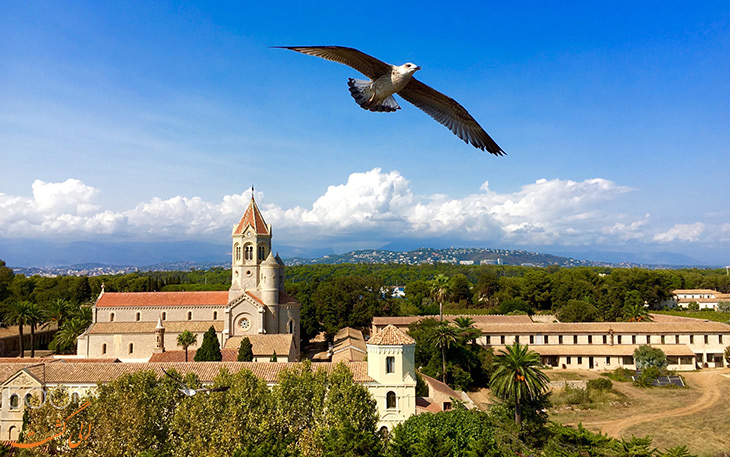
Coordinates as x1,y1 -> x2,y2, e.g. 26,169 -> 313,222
0,194 -> 728,442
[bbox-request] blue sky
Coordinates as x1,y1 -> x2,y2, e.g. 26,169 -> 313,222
1,1 -> 729,265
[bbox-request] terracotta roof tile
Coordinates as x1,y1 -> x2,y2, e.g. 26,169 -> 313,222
332,348 -> 366,363
672,289 -> 720,295
15,361 -> 373,385
367,325 -> 415,346
96,291 -> 229,308
149,349 -> 239,362
88,321 -> 224,334
233,197 -> 270,236
372,314 -> 532,326
474,321 -> 730,334
223,334 -> 294,356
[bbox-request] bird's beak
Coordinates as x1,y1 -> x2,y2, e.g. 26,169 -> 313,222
415,66 -> 422,71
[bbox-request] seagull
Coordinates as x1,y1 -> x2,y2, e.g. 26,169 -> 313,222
161,368 -> 230,397
274,46 -> 504,155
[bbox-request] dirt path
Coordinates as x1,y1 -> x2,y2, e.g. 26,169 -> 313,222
582,372 -> 725,438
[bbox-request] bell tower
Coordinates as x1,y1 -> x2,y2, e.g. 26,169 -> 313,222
229,192 -> 272,300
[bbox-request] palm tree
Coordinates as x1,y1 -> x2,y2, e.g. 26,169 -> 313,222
453,316 -> 481,344
3,301 -> 35,358
427,322 -> 458,383
623,301 -> 651,322
50,318 -> 89,353
429,274 -> 449,322
490,342 -> 549,427
26,302 -> 45,358
177,330 -> 197,362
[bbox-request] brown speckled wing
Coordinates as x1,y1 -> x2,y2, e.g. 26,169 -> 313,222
274,46 -> 392,79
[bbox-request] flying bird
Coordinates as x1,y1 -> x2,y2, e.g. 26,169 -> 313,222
274,46 -> 504,155
161,368 -> 230,397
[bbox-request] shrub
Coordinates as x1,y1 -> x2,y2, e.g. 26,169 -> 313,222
603,367 -> 633,382
587,378 -> 613,391
687,301 -> 700,311
552,386 -> 590,406
634,366 -> 661,387
634,345 -> 668,370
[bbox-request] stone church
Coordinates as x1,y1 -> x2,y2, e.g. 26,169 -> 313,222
75,195 -> 301,362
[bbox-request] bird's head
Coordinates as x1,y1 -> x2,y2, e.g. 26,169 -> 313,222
398,63 -> 421,75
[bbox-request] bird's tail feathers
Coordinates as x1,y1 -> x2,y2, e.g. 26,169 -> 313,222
347,78 -> 400,113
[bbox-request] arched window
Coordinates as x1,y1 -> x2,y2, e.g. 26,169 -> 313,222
129,343 -> 134,354
135,312 -> 141,321
9,394 -> 19,409
288,320 -> 294,334
71,392 -> 80,403
258,245 -> 265,260
386,391 -> 396,409
109,312 -> 115,322
101,343 -> 107,355
187,311 -> 193,321
8,426 -> 16,440
245,245 -> 253,260
234,243 -> 241,261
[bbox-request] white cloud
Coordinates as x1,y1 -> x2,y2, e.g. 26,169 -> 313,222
0,171 -> 725,251
653,222 -> 705,243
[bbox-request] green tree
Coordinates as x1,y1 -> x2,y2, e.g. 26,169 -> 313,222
49,317 -> 90,353
0,259 -> 14,303
194,326 -> 222,361
3,300 -> 35,357
448,274 -> 473,306
237,336 -> 254,362
177,330 -> 198,362
270,351 -> 278,362
427,322 -> 458,383
557,299 -> 598,322
623,291 -> 651,322
724,346 -> 730,366
490,342 -> 549,427
430,274 -> 449,321
633,344 -> 667,370
25,301 -> 45,357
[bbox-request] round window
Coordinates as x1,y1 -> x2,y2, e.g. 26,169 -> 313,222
246,270 -> 252,277
240,317 -> 251,331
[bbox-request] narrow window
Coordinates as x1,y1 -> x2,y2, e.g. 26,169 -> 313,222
573,335 -> 578,344
704,335 -> 709,344
617,335 -> 622,344
135,312 -> 141,321
109,312 -> 115,322
129,343 -> 134,354
675,334 -> 680,344
258,245 -> 265,260
235,243 -> 241,261
101,343 -> 107,355
566,356 -> 571,364
500,335 -> 505,345
720,335 -> 724,344
558,335 -> 563,344
245,245 -> 253,260
577,356 -> 582,364
661,335 -> 665,344
529,335 -> 534,344
632,335 -> 637,344
288,320 -> 295,334
187,311 -> 192,321
588,335 -> 593,344
71,392 -> 80,403
690,335 -> 694,344
386,391 -> 396,409
485,335 -> 491,344
162,312 -> 167,321
603,335 -> 607,344
213,311 -> 218,320
386,356 -> 395,374
605,356 -> 610,364
544,335 -> 549,344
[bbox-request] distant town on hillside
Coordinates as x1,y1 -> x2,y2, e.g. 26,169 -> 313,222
9,246 -> 719,277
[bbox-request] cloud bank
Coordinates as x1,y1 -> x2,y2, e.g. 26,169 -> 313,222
1,170 -> 726,253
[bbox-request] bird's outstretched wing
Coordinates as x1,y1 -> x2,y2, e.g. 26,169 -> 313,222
273,46 -> 392,79
398,78 -> 505,155
161,368 -> 188,389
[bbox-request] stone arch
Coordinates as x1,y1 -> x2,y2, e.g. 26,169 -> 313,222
386,391 -> 397,409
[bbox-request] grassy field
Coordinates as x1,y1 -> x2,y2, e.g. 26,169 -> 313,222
547,370 -> 730,456
653,309 -> 730,323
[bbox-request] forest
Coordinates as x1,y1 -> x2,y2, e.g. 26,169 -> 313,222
1,259 -> 729,357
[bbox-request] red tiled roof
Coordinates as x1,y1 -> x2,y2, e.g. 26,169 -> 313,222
372,314 -> 532,326
96,291 -> 229,308
233,197 -> 270,236
149,349 -> 239,362
88,321 -> 224,334
224,334 -> 294,356
16,361 -> 373,384
368,325 -> 415,346
246,290 -> 299,306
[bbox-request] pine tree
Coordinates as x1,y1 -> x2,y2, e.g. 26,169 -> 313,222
194,326 -> 222,362
237,337 -> 254,362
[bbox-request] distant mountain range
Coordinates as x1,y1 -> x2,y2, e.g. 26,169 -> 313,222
2,240 -> 716,277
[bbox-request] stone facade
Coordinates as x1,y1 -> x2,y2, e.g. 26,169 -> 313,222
75,196 -> 300,362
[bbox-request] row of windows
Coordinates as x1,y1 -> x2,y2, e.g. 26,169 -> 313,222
485,334 -> 725,345
3,391 -> 81,410
109,311 -> 219,322
234,243 -> 268,261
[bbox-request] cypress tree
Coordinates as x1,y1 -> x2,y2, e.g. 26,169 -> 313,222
270,351 -> 277,362
194,326 -> 222,362
237,337 -> 254,362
